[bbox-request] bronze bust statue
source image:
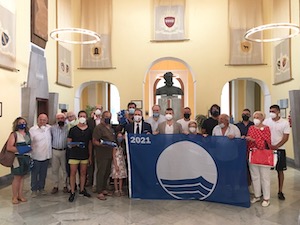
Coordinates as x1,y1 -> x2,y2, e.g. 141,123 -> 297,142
155,72 -> 184,96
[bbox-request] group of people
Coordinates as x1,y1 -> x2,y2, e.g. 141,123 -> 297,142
6,102 -> 290,207
202,104 -> 290,207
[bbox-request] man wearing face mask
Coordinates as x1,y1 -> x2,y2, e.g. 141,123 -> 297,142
29,113 -> 52,197
202,104 -> 221,136
263,104 -> 290,201
66,111 -> 78,130
86,105 -> 103,188
212,114 -> 241,138
127,102 -> 137,124
92,111 -> 117,200
177,107 -> 193,134
145,105 -> 166,132
125,109 -> 152,134
235,109 -> 254,138
156,108 -> 183,134
50,113 -> 68,194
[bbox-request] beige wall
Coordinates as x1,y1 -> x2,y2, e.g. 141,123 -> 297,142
1,0 -> 299,175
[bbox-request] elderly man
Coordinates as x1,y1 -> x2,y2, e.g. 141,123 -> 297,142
50,113 -> 68,194
93,111 -> 116,200
86,105 -> 103,189
29,113 -> 52,197
212,114 -> 241,138
146,105 -> 166,132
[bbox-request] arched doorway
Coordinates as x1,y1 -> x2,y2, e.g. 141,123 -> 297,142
221,78 -> 271,123
143,57 -> 196,120
74,81 -> 120,124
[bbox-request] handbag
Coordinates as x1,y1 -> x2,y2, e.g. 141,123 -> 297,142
249,148 -> 277,167
0,132 -> 17,167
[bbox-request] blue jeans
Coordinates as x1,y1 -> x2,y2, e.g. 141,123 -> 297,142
31,159 -> 49,191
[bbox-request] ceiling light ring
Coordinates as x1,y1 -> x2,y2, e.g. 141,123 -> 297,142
244,23 -> 300,43
49,28 -> 101,44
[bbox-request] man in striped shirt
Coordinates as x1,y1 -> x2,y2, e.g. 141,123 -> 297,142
50,113 -> 69,194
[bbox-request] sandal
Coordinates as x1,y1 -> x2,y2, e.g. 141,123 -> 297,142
12,198 -> 19,204
97,194 -> 107,200
18,197 -> 27,202
102,190 -> 112,196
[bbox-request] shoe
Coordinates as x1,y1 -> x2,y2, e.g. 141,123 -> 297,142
114,191 -> 121,197
51,187 -> 58,194
120,191 -> 125,196
262,200 -> 270,207
79,189 -> 91,197
63,187 -> 68,193
92,186 -> 97,193
278,192 -> 285,200
68,192 -> 75,202
250,196 -> 261,204
39,189 -> 47,195
31,191 -> 38,198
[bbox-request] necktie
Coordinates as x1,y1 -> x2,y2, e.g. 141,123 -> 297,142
136,123 -> 140,134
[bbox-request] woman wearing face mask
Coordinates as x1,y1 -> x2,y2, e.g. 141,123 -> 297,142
67,110 -> 92,202
188,121 -> 199,135
246,111 -> 271,207
6,117 -> 32,204
111,132 -> 127,196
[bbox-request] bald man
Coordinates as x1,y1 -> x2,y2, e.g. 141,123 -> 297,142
212,114 -> 241,138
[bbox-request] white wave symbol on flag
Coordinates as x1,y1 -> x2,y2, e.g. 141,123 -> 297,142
160,176 -> 214,200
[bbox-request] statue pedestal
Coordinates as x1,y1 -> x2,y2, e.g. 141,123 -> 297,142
158,96 -> 182,121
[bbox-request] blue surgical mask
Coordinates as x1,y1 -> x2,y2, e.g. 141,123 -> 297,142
117,137 -> 123,143
153,112 -> 160,118
17,124 -> 26,130
128,108 -> 135,114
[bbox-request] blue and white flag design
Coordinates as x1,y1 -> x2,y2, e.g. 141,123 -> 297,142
126,134 -> 250,208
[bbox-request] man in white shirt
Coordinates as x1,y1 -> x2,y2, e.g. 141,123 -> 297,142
263,104 -> 290,200
212,114 -> 241,138
177,107 -> 193,134
29,113 -> 52,197
145,105 -> 166,132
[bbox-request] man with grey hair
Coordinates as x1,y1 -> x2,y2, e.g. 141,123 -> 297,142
145,105 -> 166,132
50,113 -> 69,194
212,114 -> 241,138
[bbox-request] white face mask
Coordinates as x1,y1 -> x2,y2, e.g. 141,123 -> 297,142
165,114 -> 173,121
78,117 -> 86,124
95,109 -> 101,116
253,118 -> 261,126
219,123 -> 225,128
69,119 -> 75,125
269,112 -> 277,119
134,115 -> 142,122
189,127 -> 196,133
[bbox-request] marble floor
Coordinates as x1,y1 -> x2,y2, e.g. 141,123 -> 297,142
1,167 -> 300,225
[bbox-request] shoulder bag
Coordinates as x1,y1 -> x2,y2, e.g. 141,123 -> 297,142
0,132 -> 17,167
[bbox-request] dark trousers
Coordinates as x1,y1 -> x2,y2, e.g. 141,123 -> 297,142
95,151 -> 112,193
31,159 -> 49,191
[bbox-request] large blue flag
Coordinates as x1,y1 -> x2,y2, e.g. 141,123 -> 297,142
126,134 -> 250,208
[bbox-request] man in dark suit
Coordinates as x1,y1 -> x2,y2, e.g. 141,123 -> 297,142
125,109 -> 152,134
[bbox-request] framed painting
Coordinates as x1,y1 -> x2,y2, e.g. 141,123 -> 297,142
31,0 -> 48,49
